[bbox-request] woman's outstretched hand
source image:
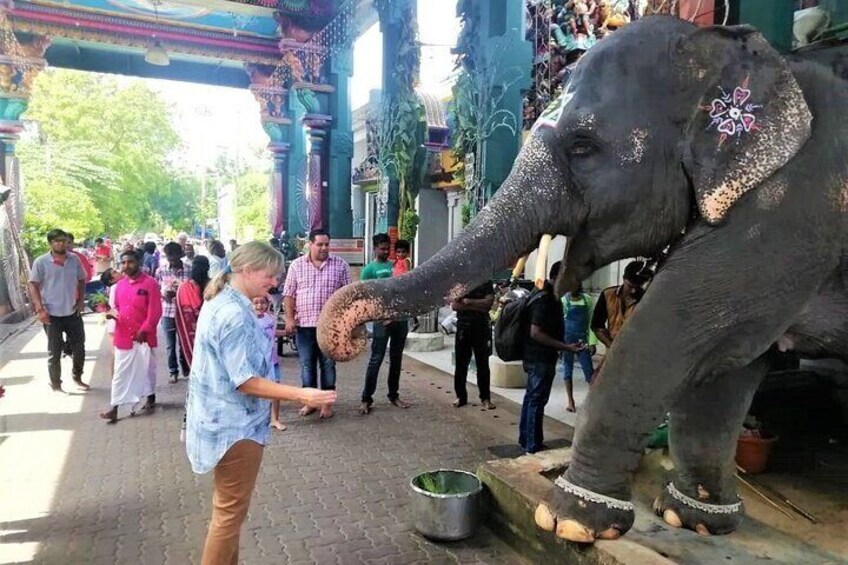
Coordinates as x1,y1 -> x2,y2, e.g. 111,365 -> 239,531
300,388 -> 337,408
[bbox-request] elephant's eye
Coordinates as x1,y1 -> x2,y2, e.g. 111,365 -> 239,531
569,138 -> 597,157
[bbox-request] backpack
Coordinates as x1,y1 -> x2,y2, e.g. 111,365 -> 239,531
494,288 -> 544,362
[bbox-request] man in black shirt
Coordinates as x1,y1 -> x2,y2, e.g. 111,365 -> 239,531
520,261 -> 585,454
451,281 -> 496,409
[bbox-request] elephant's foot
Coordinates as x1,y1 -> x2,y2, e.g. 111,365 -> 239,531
653,482 -> 743,536
535,476 -> 635,543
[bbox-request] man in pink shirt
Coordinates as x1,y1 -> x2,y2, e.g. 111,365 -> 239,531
100,250 -> 163,423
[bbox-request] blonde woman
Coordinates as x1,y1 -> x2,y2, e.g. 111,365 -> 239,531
186,241 -> 336,565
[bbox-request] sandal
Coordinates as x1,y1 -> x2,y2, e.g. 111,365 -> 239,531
358,402 -> 372,415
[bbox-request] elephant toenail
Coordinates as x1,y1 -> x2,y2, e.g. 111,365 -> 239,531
534,503 -> 557,532
695,523 -> 711,536
663,509 -> 683,528
556,519 -> 596,543
598,527 -> 621,540
652,497 -> 663,514
697,484 -> 710,500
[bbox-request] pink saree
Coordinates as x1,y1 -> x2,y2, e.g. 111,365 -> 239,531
175,280 -> 203,371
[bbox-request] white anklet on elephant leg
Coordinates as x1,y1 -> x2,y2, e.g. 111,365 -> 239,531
666,482 -> 742,515
554,476 -> 635,512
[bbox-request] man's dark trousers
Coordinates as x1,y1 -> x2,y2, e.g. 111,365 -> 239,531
44,313 -> 85,388
161,317 -> 188,376
362,320 -> 409,404
454,319 -> 492,404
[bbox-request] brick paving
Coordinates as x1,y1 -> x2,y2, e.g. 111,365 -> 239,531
0,317 -> 531,565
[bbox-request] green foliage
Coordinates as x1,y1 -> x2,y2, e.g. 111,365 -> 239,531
399,208 -> 419,241
22,174 -> 104,257
19,69 -> 194,252
376,2 -> 426,239
416,472 -> 469,495
460,201 -> 472,228
235,170 -> 271,241
449,71 -> 478,162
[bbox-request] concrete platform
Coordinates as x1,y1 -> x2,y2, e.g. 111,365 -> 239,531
405,335 -> 593,428
478,448 -> 847,564
404,331 -> 444,352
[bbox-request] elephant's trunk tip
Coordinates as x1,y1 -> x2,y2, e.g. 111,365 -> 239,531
317,283 -> 381,362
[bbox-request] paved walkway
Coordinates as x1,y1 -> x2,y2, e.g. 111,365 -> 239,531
0,317 -> 535,565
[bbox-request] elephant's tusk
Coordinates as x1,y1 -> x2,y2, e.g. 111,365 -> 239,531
511,256 -> 528,282
535,234 -> 553,289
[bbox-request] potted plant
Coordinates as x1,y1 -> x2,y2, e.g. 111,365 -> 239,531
735,415 -> 779,474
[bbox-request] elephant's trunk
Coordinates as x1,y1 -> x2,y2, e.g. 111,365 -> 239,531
318,136 -> 573,361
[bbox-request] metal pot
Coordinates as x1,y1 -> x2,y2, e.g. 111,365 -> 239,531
410,469 -> 483,541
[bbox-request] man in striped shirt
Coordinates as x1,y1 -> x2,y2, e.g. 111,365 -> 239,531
156,242 -> 190,383
282,229 -> 351,418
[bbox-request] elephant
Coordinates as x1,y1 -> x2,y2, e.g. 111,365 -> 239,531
317,17 -> 848,543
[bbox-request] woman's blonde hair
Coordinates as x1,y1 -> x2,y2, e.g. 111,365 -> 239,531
205,240 -> 284,301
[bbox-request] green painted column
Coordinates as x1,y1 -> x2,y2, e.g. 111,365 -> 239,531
287,88 -> 313,237
327,47 -> 354,238
477,0 -> 533,199
734,0 -> 795,52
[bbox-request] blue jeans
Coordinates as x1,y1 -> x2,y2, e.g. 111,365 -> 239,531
519,361 -> 557,453
562,332 -> 594,383
362,320 -> 409,404
295,327 -> 336,390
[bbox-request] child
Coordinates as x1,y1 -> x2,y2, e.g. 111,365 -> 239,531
254,296 -> 286,431
99,268 -> 123,373
392,239 -> 412,277
392,239 -> 419,331
561,282 -> 597,412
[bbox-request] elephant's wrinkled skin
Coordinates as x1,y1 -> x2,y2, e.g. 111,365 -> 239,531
318,17 -> 848,542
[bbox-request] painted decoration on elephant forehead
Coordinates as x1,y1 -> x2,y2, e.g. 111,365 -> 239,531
531,88 -> 574,133
701,77 -> 762,148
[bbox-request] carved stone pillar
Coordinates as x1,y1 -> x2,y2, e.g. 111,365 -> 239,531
304,114 -> 331,232
247,64 -> 293,238
267,142 -> 290,237
0,19 -> 49,177
0,15 -> 49,318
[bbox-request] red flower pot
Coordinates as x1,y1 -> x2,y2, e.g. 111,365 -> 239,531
735,434 -> 778,474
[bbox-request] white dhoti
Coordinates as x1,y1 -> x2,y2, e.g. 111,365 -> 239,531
111,344 -> 156,406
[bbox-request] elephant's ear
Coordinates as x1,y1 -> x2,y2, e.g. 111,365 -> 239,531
678,26 -> 812,225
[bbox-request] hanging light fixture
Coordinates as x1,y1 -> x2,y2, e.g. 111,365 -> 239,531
144,41 -> 170,66
144,1 -> 170,66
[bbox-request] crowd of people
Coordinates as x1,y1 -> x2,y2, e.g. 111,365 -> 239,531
27,225 -> 653,562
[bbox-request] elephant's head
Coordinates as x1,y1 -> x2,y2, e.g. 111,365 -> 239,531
318,16 -> 811,361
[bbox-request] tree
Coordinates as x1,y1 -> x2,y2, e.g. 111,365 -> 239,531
235,171 -> 271,241
22,175 -> 104,258
19,69 -> 185,250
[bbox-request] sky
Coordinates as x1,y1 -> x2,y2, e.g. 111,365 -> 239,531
142,0 -> 460,171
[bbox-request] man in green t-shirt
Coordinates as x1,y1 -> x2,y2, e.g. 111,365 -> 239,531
359,233 -> 410,414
